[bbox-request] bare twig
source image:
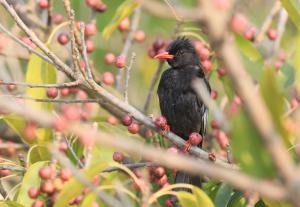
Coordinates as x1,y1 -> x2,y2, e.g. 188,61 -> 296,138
124,52 -> 136,103
0,22 -> 53,64
273,8 -> 288,53
0,80 -> 80,88
143,61 -> 164,114
255,1 -> 282,44
0,165 -> 25,172
116,7 -> 141,91
79,22 -> 93,80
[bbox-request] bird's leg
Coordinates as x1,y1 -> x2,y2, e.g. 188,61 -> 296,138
183,140 -> 192,153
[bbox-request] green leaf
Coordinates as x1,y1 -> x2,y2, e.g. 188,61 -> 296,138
103,0 -> 139,39
279,63 -> 295,88
0,201 -> 25,207
220,76 -> 235,100
227,191 -> 246,207
3,115 -> 27,143
280,0 -> 300,31
17,161 -> 48,207
234,34 -> 263,81
193,187 -> 215,207
26,50 -> 56,111
27,145 -> 51,165
231,110 -> 276,177
260,68 -> 291,146
54,162 -> 107,207
176,191 -> 198,207
214,184 -> 233,207
80,192 -> 97,207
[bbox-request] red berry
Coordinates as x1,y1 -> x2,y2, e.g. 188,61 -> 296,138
53,13 -> 64,24
115,56 -> 126,69
39,166 -> 53,180
118,18 -> 130,31
85,0 -> 97,7
107,115 -> 118,125
211,90 -> 218,99
53,116 -> 67,132
85,23 -> 97,37
267,29 -> 278,41
60,169 -> 72,181
164,199 -> 174,207
95,3 -> 107,12
202,60 -> 212,72
41,181 -> 55,194
213,0 -> 230,10
60,88 -> 70,96
6,84 -> 16,92
57,33 -> 70,45
128,122 -> 140,134
0,169 -> 11,177
230,14 -> 248,34
154,167 -> 165,178
217,131 -> 229,149
59,141 -> 68,153
122,115 -> 133,126
23,122 -> 37,141
134,30 -> 146,43
32,200 -> 44,207
53,178 -> 64,191
157,174 -> 168,187
188,132 -> 202,145
244,27 -> 256,41
153,39 -> 165,51
62,105 -> 81,121
217,67 -> 226,77
28,187 -> 40,199
38,0 -> 49,9
154,116 -> 167,129
290,98 -> 299,109
211,120 -> 220,129
198,48 -> 210,61
46,88 -> 58,99
113,152 -> 124,162
148,48 -> 156,58
101,72 -> 114,85
85,40 -> 95,53
104,53 -> 116,65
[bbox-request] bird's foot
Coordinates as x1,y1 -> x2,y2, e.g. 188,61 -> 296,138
160,124 -> 170,136
183,140 -> 192,153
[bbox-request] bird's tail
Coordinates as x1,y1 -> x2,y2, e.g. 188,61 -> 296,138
170,171 -> 202,206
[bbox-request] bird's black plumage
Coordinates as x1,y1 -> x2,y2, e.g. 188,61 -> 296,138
157,37 -> 211,191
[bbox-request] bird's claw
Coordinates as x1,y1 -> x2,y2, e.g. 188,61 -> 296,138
183,140 -> 192,153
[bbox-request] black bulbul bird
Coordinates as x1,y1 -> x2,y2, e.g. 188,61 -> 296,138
155,37 -> 211,189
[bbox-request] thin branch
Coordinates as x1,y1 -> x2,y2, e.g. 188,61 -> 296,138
0,80 -> 80,88
63,136 -> 84,168
0,0 -> 74,77
124,52 -> 136,103
0,143 -> 27,149
0,165 -> 25,172
102,162 -> 157,173
143,61 -> 164,113
116,7 -> 141,91
79,22 -> 93,80
2,95 -> 99,103
255,1 -> 282,44
273,8 -> 288,53
0,22 -> 53,64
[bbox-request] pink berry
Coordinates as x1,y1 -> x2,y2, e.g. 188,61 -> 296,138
211,90 -> 218,99
46,88 -> 58,99
217,131 -> 229,149
202,60 -> 212,72
188,132 -> 202,145
213,0 -> 230,10
164,199 -> 174,207
6,84 -> 16,92
38,0 -> 49,9
85,40 -> 95,53
41,181 -> 55,194
118,18 -> 130,31
211,120 -> 220,129
32,200 -> 44,207
217,67 -> 226,77
60,88 -> 70,96
28,187 -> 40,199
60,169 -> 72,181
154,167 -> 165,178
198,47 -> 210,61
128,122 -> 139,134
101,72 -> 114,85
85,0 -> 97,7
59,141 -> 68,153
53,116 -> 67,132
107,115 -> 117,125
23,122 -> 37,141
267,29 -> 278,40
39,166 -> 53,180
57,33 -> 70,45
95,3 -> 107,12
0,169 -> 11,177
122,115 -> 133,126
230,14 -> 248,34
157,174 -> 168,187
115,56 -> 126,69
53,13 -> 64,24
63,105 -> 81,121
85,23 -> 97,37
104,53 -> 116,65
113,152 -> 124,162
153,39 -> 165,51
154,116 -> 167,129
243,27 -> 256,41
134,30 -> 146,43
290,98 -> 299,109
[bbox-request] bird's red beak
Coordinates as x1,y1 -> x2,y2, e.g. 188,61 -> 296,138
154,51 -> 174,60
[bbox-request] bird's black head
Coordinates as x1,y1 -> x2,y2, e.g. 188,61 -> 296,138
155,37 -> 199,69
